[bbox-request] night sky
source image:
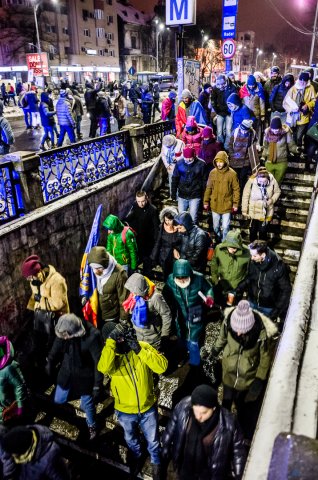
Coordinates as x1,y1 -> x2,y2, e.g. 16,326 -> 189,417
130,0 -> 314,51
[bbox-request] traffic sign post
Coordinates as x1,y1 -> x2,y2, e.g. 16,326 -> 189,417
128,66 -> 136,76
222,39 -> 236,59
222,0 -> 239,72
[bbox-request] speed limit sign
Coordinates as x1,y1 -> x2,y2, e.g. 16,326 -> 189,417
222,39 -> 236,59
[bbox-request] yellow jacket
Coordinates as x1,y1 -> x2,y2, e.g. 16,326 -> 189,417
98,339 -> 168,414
283,82 -> 316,125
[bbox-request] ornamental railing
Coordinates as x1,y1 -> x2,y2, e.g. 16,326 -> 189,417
38,131 -> 131,203
141,120 -> 176,161
0,160 -> 25,224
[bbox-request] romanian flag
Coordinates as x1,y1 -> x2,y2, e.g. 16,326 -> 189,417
79,204 -> 103,327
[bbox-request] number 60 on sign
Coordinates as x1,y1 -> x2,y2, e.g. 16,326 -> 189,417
222,39 -> 236,59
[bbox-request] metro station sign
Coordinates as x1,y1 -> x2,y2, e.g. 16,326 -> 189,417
166,0 -> 196,26
222,0 -> 239,40
26,53 -> 49,76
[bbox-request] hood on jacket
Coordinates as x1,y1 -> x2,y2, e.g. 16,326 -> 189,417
159,206 -> 178,223
213,150 -> 229,168
227,93 -> 241,107
220,230 -> 244,251
55,313 -> 86,339
40,92 -> 50,103
87,246 -> 109,268
103,214 -> 124,233
282,73 -> 294,87
124,273 -> 155,297
224,307 -> 278,338
174,211 -> 194,231
185,115 -> 198,129
173,259 -> 193,278
0,336 -> 14,369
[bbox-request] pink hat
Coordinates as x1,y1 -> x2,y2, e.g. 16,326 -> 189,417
21,255 -> 42,278
230,300 -> 255,334
202,126 -> 215,139
185,116 -> 197,129
183,146 -> 196,159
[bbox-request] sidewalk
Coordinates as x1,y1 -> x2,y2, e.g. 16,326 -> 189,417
3,104 -> 24,120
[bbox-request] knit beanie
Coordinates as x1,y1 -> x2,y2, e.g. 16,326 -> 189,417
257,166 -> 270,178
183,146 -> 196,159
230,300 -> 255,334
270,116 -> 282,130
227,93 -> 241,106
299,71 -> 310,83
191,385 -> 218,408
214,151 -> 228,163
168,91 -> 177,100
163,134 -> 177,147
241,119 -> 254,130
271,66 -> 280,74
203,83 -> 212,90
202,126 -> 214,139
55,313 -> 86,339
101,321 -> 117,341
2,427 -> 33,455
247,75 -> 257,86
87,246 -> 109,268
181,89 -> 192,99
21,255 -> 42,278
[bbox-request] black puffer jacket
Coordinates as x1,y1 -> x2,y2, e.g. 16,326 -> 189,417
175,212 -> 209,273
237,248 -> 291,319
162,397 -> 247,480
211,81 -> 237,117
269,74 -> 294,113
171,157 -> 207,200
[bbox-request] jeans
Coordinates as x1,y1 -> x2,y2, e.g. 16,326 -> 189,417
216,114 -> 232,149
99,117 -> 109,136
178,197 -> 201,224
54,385 -> 96,427
249,301 -> 274,318
31,111 -> 41,127
23,109 -> 31,128
116,406 -> 160,464
40,126 -> 55,146
212,211 -> 231,241
57,125 -> 76,147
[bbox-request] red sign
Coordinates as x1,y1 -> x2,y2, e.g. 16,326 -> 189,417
26,53 -> 49,76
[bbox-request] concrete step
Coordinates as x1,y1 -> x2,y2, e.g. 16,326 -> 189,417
280,183 -> 313,194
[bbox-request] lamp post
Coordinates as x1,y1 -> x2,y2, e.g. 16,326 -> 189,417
156,23 -> 164,73
309,0 -> 318,65
255,48 -> 263,70
31,0 -> 45,84
272,52 -> 277,67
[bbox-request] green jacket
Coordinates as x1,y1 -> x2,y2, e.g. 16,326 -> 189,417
210,230 -> 249,291
213,307 -> 277,391
103,214 -> 138,270
97,339 -> 168,414
0,339 -> 26,422
165,260 -> 214,342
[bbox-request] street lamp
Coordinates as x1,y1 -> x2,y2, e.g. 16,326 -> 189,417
309,0 -> 318,65
156,23 -> 164,73
272,53 -> 277,67
256,49 -> 263,70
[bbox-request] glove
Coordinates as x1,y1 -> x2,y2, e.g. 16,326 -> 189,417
127,337 -> 141,354
205,296 -> 214,308
159,336 -> 170,354
34,293 -> 41,302
108,323 -> 126,342
244,378 -> 264,403
31,279 -> 42,287
81,296 -> 88,307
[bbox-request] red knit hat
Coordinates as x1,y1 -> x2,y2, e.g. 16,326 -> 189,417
183,146 -> 196,159
21,255 -> 42,278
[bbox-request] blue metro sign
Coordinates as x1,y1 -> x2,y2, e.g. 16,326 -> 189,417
222,0 -> 239,40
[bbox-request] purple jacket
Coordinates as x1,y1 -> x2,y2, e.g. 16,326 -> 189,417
198,139 -> 222,165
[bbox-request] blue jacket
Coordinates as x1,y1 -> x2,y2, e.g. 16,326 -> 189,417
25,91 -> 39,112
56,97 -> 75,127
232,105 -> 255,130
39,93 -> 56,127
171,157 -> 207,200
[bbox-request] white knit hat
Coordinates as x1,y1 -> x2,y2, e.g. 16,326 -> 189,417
230,300 -> 255,334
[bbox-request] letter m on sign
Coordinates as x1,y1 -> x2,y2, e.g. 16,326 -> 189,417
166,0 -> 196,26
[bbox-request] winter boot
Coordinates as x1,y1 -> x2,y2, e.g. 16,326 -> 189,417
151,463 -> 161,480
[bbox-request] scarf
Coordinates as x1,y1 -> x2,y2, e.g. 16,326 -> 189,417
0,337 -> 11,369
180,408 -> 220,478
122,277 -> 156,328
295,86 -> 305,107
268,143 -> 277,163
265,128 -> 286,164
96,254 -> 116,294
13,430 -> 38,464
257,180 -> 269,219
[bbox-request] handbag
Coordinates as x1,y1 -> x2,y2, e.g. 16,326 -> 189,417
306,122 -> 318,142
34,298 -> 57,336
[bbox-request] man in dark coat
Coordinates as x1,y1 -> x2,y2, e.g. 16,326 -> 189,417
140,84 -> 154,125
84,81 -> 102,138
161,384 -> 247,480
0,424 -> 70,479
198,83 -> 213,125
125,191 -> 160,277
236,240 -> 292,328
46,313 -> 103,440
211,74 -> 237,149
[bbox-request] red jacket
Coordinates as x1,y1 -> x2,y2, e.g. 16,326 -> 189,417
181,128 -> 203,155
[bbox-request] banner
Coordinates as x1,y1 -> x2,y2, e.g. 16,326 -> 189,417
26,53 -> 49,76
79,204 -> 103,327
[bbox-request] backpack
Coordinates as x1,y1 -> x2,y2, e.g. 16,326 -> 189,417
121,225 -> 137,244
206,232 -> 214,261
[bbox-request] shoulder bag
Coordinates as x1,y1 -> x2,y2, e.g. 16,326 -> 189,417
34,298 -> 57,336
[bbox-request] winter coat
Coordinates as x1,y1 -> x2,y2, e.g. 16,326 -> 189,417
113,94 -> 127,119
1,425 -> 70,480
141,91 -> 153,114
174,212 -> 209,274
239,84 -> 265,118
232,105 -> 255,130
56,98 -> 75,127
242,173 -> 281,221
84,86 -> 101,110
39,93 -> 56,127
211,81 -> 238,117
264,76 -> 282,102
283,81 -> 316,125
71,93 -> 84,117
87,248 -> 129,321
103,214 -> 138,270
97,339 -> 168,413
47,321 -> 103,398
162,397 -> 246,480
210,230 -> 249,290
165,260 -> 213,342
263,126 -> 297,164
24,91 -> 39,112
0,339 -> 26,422
181,127 -> 203,155
198,90 -> 211,120
198,138 -> 222,166
27,265 -> 70,315
128,85 -> 140,102
214,308 -> 277,391
237,248 -> 292,319
151,208 -> 182,271
175,100 -> 207,137
269,74 -> 295,113
308,96 -> 318,128
171,157 -> 207,200
161,97 -> 175,121
228,126 -> 256,168
203,156 -> 240,214
124,274 -> 172,348
161,138 -> 184,174
125,201 -> 160,258
96,96 -> 111,119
